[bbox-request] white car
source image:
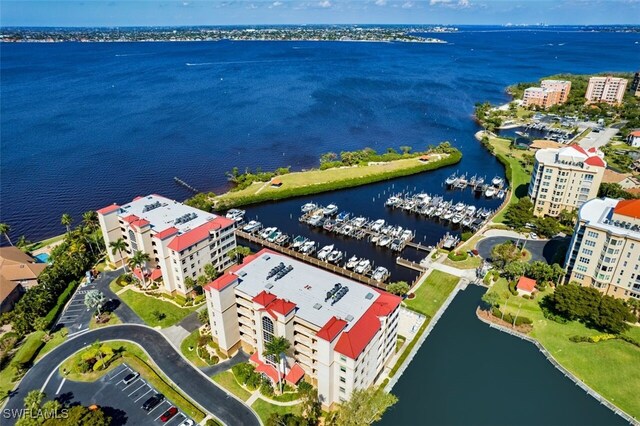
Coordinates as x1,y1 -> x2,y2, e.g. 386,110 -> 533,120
178,419 -> 194,426
529,232 -> 538,239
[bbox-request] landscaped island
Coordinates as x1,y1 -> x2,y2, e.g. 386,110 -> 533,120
187,142 -> 461,211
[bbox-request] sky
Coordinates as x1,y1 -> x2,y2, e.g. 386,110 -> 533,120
1,0 -> 639,27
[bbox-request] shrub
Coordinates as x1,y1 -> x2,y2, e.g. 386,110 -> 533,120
570,335 -> 591,343
447,251 -> 468,262
461,231 -> 473,242
232,363 -> 255,384
260,381 -> 274,397
508,281 -> 518,296
43,280 -> 79,329
513,316 -> 533,326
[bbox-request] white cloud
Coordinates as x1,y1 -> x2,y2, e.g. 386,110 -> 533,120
457,0 -> 471,8
318,0 -> 332,7
429,0 -> 451,4
375,0 -> 387,5
402,1 -> 414,8
269,1 -> 283,8
246,3 -> 258,8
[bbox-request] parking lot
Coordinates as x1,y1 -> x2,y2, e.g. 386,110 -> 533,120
52,364 -> 193,426
55,281 -> 99,334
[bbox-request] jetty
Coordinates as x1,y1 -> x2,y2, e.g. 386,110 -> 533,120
174,176 -> 199,193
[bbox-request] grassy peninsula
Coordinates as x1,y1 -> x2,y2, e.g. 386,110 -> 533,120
187,143 -> 461,211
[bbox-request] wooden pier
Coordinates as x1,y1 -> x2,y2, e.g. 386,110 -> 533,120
404,242 -> 431,252
174,177 -> 199,193
396,257 -> 426,272
235,230 -> 387,290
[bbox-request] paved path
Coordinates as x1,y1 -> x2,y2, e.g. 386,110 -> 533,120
161,310 -> 203,348
201,350 -> 250,376
97,270 -> 144,326
3,325 -> 260,426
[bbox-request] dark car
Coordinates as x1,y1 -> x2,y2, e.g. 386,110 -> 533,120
142,393 -> 164,411
160,406 -> 178,422
122,372 -> 139,385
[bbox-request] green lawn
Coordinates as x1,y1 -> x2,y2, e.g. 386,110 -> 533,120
118,290 -> 195,328
89,313 -> 121,329
405,270 -> 460,317
251,398 -> 302,424
37,327 -> 69,360
180,329 -> 208,368
212,370 -> 252,401
443,255 -> 482,270
26,233 -> 66,252
485,280 -> 640,419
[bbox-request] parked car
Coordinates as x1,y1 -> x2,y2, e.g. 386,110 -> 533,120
529,232 -> 538,240
123,372 -> 139,385
178,420 -> 194,426
160,406 -> 178,422
142,393 -> 164,411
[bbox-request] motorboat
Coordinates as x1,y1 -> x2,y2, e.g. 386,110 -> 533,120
485,187 -> 496,198
260,227 -> 277,239
401,229 -> 413,241
491,176 -> 504,187
242,220 -> 262,233
392,226 -> 404,238
434,207 -> 444,217
454,202 -> 465,212
275,234 -> 290,245
301,241 -> 316,255
465,205 -> 477,216
323,204 -> 338,216
346,256 -> 359,269
426,206 -> 436,216
445,174 -> 457,186
479,208 -> 491,218
355,259 -> 372,274
401,200 -> 415,211
292,235 -> 307,249
462,216 -> 473,227
380,225 -> 393,235
385,196 -> 402,207
301,202 -> 317,213
497,190 -> 506,199
415,193 -> 431,204
476,176 -> 485,186
372,266 -> 389,282
225,209 -> 245,222
341,224 -> 353,235
370,234 -> 380,244
308,214 -> 324,226
371,219 -> 385,232
336,211 -> 350,222
327,250 -> 343,263
451,213 -> 464,224
266,230 -> 281,243
317,244 -> 334,260
378,235 -> 392,247
443,210 -> 454,220
323,219 -> 335,231
352,217 -> 367,228
390,238 -> 403,251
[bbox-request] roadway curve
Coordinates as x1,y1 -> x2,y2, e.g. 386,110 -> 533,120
3,325 -> 260,426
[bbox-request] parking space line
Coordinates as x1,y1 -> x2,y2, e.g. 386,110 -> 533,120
128,382 -> 147,397
134,388 -> 152,402
122,378 -> 141,390
149,400 -> 169,417
109,366 -> 130,381
165,413 -> 185,425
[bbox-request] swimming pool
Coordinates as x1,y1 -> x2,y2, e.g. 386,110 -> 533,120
34,253 -> 50,263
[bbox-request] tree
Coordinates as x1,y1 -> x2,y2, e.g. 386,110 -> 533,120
128,250 -> 151,288
16,235 -> 32,250
386,281 -> 410,296
558,209 -> 578,226
23,390 -> 45,411
481,291 -> 501,309
490,241 -> 521,269
204,263 -> 218,281
399,146 -> 412,154
197,309 -> 209,325
598,182 -> 636,200
329,386 -> 398,426
228,246 -> 251,262
0,223 -> 13,246
263,336 -> 291,394
82,211 -> 98,230
266,413 -> 307,426
626,298 -> 640,323
109,238 -> 128,271
61,213 -> 73,234
184,276 -> 196,291
503,261 -> 528,280
504,197 -> 534,229
298,381 -> 321,424
50,404 -> 111,426
85,290 -> 106,316
534,216 -> 561,238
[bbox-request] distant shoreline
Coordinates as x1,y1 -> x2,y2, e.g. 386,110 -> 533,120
0,38 -> 447,44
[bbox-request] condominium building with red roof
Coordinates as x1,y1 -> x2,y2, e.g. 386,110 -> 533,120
204,249 -> 401,408
528,145 -> 606,217
565,197 -> 640,300
97,194 -> 237,295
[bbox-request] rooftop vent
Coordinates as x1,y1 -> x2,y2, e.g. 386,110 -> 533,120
313,303 -> 322,310
265,283 -> 274,289
346,315 -> 354,322
142,201 -> 162,213
325,283 -> 342,302
264,255 -> 271,261
238,271 -> 247,277
365,292 -> 374,300
174,212 -> 198,225
331,286 -> 349,306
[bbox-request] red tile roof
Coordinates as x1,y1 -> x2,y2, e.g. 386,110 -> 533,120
130,219 -> 150,229
154,227 -> 179,240
132,196 -> 144,201
166,217 -> 234,252
285,364 -> 305,385
150,268 -> 163,281
123,214 -> 140,223
584,156 -> 606,167
132,267 -> 144,281
268,298 -> 297,316
253,290 -> 278,307
370,291 -> 402,316
205,273 -> 238,292
316,316 -> 348,342
96,204 -> 120,215
569,144 -> 587,155
516,276 -> 537,293
614,199 -> 640,219
587,147 -> 597,153
250,352 -> 280,383
335,312 -> 381,360
630,130 -> 640,137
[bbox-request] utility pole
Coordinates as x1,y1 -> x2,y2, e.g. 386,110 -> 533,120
513,303 -> 523,328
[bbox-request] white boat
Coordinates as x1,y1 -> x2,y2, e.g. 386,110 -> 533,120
352,217 -> 367,228
415,193 -> 431,204
381,225 -> 393,235
346,256 -> 359,269
372,266 -> 389,282
378,235 -> 392,247
492,176 -> 504,186
390,238 -> 403,251
454,202 -> 465,212
401,200 -> 415,211
434,207 -> 444,217
292,235 -> 307,249
426,206 -> 436,216
317,244 -> 334,260
260,227 -> 277,239
385,196 -> 401,207
485,187 -> 496,198
401,229 -> 413,241
443,210 -> 454,220
242,220 -> 262,233
341,224 -> 353,235
275,234 -> 289,245
370,234 -> 380,243
307,214 -> 323,226
392,226 -> 403,238
497,190 -> 506,199
327,250 -> 343,263
445,174 -> 457,186
323,204 -> 338,216
462,216 -> 473,227
267,230 -> 281,243
371,219 -> 385,232
355,259 -> 372,274
225,209 -> 245,221
451,213 -> 464,224
465,205 -> 476,216
301,202 -> 317,213
301,241 -> 316,255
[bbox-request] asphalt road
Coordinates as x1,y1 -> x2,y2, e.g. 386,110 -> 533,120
476,236 -> 570,264
3,325 -> 260,426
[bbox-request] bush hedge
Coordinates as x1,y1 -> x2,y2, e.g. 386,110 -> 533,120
491,308 -> 532,326
44,280 -> 78,329
12,331 -> 45,367
447,251 -> 468,262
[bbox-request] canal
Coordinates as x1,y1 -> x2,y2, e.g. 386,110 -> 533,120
379,285 -> 624,426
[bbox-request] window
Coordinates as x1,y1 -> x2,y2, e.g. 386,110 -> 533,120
575,273 -> 585,280
584,240 -> 596,247
340,355 -> 347,362
339,387 -> 346,394
579,257 -> 590,264
340,377 -> 346,383
587,231 -> 598,238
262,316 -> 274,343
340,366 -> 346,373
581,248 -> 593,256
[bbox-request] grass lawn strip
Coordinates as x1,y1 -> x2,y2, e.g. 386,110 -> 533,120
180,329 -> 209,368
211,370 -> 252,401
251,398 -> 302,424
442,255 -> 482,269
486,279 -> 640,419
118,289 -> 195,328
59,341 -> 205,422
404,270 -> 459,317
89,313 -> 122,329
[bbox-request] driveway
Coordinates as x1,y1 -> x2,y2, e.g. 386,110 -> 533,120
475,236 -> 570,264
3,325 -> 260,426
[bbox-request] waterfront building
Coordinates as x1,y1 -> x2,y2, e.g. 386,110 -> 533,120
0,247 -> 46,313
522,80 -> 571,108
585,76 -> 628,105
528,145 -> 606,217
516,276 -> 537,296
564,198 -> 640,300
204,249 -> 401,408
627,130 -> 640,148
97,194 -> 236,295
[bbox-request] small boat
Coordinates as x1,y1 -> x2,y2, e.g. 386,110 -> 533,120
426,206 -> 436,216
336,211 -> 350,222
317,244 -> 334,260
485,187 -> 496,198
275,234 -> 290,245
381,225 -> 393,235
341,224 -> 353,235
445,174 -> 457,186
401,229 -> 413,241
242,220 -> 262,233
323,204 -> 338,216
301,202 -> 317,213
476,176 -> 485,186
462,216 -> 473,227
390,239 -> 403,251
415,193 -> 431,204
454,202 -> 465,212
451,213 -> 464,224
443,210 -> 454,220
378,235 -> 392,247
260,227 -> 277,239
372,266 -> 389,282
292,235 -> 307,249
327,250 -> 343,263
323,219 -> 335,231
370,234 -> 380,244
267,230 -> 281,243
355,259 -> 372,274
392,226 -> 404,238
385,196 -> 401,207
371,219 -> 385,232
401,200 -> 416,211
346,256 -> 359,269
434,207 -> 444,217
352,217 -> 367,228
301,241 -> 316,255
465,205 -> 476,216
479,208 -> 491,218
497,190 -> 506,199
308,214 -> 324,226
491,176 -> 504,187
225,208 -> 245,221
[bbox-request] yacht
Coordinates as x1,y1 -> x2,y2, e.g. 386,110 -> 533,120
451,213 -> 464,224
476,176 -> 485,186
355,259 -> 372,274
336,211 -> 350,222
434,206 -> 445,217
301,241 -> 316,255
454,202 -> 465,212
425,205 -> 436,216
445,173 -> 457,186
308,214 -> 324,226
323,204 -> 338,216
390,238 -> 403,251
497,190 -> 506,199
275,234 -> 290,245
323,219 -> 335,232
225,209 -> 245,222
401,200 -> 416,211
292,235 -> 307,249
392,226 -> 404,238
327,250 -> 343,264
443,210 -> 454,220
485,187 -> 496,198
491,176 -> 504,187
479,208 -> 491,218
380,225 -> 393,235
378,235 -> 392,247
341,224 -> 353,235
370,234 -> 380,244
372,266 -> 389,282
462,216 -> 474,227
301,202 -> 317,213
266,230 -> 281,243
260,227 -> 277,239
352,217 -> 367,228
346,256 -> 359,269
371,219 -> 385,232
317,244 -> 334,260
401,229 -> 413,241
385,196 -> 402,207
465,205 -> 476,216
242,220 -> 262,233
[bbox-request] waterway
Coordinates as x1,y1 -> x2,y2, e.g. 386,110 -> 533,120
380,285 -> 625,426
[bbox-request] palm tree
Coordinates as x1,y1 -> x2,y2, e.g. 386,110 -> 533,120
263,336 -> 291,394
82,211 -> 98,229
109,238 -> 128,272
128,250 -> 151,288
0,223 -> 13,246
61,213 -> 73,234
